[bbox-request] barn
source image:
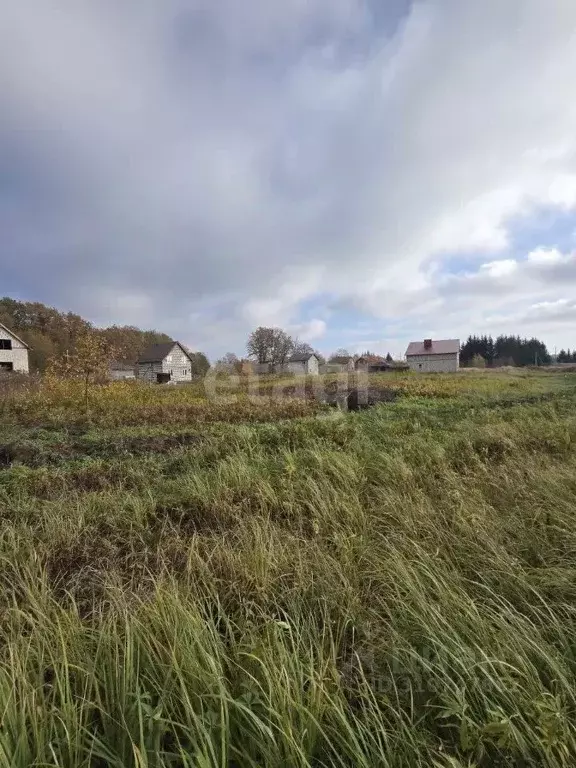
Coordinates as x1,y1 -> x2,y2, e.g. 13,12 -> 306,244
286,353 -> 320,376
405,338 -> 460,373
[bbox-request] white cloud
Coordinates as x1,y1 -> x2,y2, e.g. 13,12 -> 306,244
289,318 -> 327,342
480,259 -> 518,278
527,247 -> 567,265
2,0 -> 576,355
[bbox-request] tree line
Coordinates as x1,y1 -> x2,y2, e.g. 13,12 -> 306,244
0,297 -> 210,374
557,349 -> 576,363
459,335 -> 552,367
4,297 -> 569,374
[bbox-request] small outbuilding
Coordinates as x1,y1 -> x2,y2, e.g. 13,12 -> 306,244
136,341 -> 194,384
405,338 -> 460,373
286,352 -> 320,376
109,362 -> 136,381
355,355 -> 394,373
328,355 -> 355,372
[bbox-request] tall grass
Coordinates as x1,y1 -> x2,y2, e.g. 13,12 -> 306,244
0,368 -> 558,427
0,379 -> 576,765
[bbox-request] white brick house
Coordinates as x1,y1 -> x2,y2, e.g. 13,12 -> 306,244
0,322 -> 30,373
136,341 -> 194,383
405,339 -> 460,373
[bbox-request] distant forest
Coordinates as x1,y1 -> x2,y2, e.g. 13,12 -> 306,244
459,335 -> 553,367
0,297 -> 189,372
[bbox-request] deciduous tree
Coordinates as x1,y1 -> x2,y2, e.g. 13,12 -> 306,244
329,348 -> 351,362
0,297 -> 173,372
47,332 -> 119,417
246,327 -> 295,365
292,341 -> 314,356
189,351 -> 210,376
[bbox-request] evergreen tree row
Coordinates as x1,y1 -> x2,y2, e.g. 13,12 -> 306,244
557,349 -> 576,363
459,335 -> 551,367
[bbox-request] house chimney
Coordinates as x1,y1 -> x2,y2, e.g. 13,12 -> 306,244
424,339 -> 432,350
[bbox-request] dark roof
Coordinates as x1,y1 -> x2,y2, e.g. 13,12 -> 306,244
137,341 -> 192,364
289,352 -> 318,362
405,339 -> 460,356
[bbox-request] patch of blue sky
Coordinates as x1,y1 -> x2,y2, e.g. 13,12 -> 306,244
429,205 -> 576,278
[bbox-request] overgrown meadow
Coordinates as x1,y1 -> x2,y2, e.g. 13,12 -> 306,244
1,368 -> 576,766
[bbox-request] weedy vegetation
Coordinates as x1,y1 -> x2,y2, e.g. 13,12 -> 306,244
1,368 -> 576,766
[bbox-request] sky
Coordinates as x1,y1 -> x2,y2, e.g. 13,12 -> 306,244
2,0 -> 576,360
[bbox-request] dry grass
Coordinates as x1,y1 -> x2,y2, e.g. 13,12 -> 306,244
1,367 -> 556,428
0,371 -> 576,765
1,378 -> 320,427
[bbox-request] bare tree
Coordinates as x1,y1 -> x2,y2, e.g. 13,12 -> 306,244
246,327 -> 275,363
247,327 -> 295,365
292,340 -> 314,356
329,348 -> 351,361
270,329 -> 294,365
215,352 -> 240,371
220,352 -> 239,365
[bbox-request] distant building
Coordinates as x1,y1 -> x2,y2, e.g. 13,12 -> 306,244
286,352 -> 320,376
355,355 -> 393,373
109,362 -> 136,381
328,355 -> 355,372
253,362 -> 276,375
136,341 -> 194,384
215,359 -> 254,375
405,338 -> 460,372
0,322 -> 29,373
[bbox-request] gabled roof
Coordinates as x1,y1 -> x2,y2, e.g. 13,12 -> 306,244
406,339 -> 460,356
289,352 -> 318,362
0,322 -> 30,349
137,341 -> 192,364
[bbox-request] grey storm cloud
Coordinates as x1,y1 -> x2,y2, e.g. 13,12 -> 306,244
2,0 -> 576,354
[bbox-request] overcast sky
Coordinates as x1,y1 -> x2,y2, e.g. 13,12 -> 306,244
2,0 -> 576,358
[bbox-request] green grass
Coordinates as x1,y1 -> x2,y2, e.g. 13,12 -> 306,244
1,372 -> 576,765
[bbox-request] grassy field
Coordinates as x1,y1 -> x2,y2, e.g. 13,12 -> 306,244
1,369 -> 576,766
